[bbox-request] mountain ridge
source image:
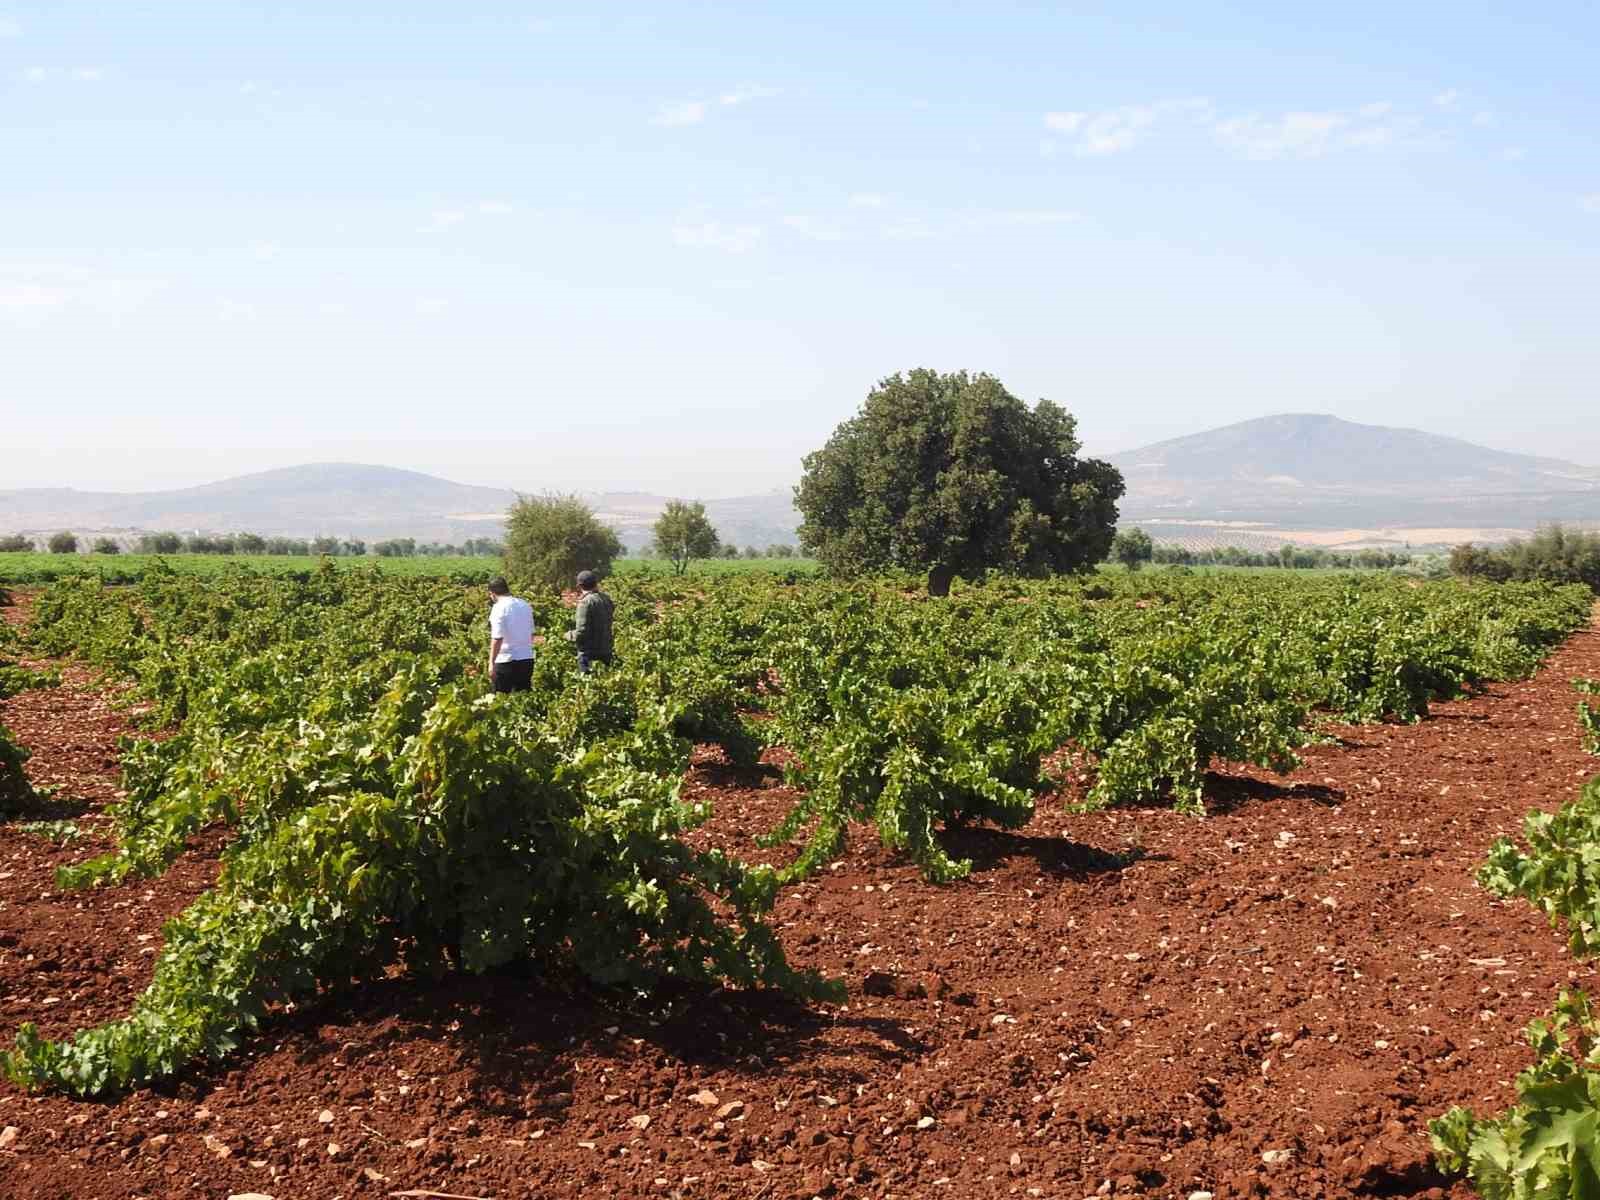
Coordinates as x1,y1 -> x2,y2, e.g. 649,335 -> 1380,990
3,416 -> 1596,548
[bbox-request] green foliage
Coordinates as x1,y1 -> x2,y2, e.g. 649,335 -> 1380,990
17,819 -> 81,844
1430,991 -> 1600,1199
1433,668 -> 1600,1194
503,492 -> 623,591
0,535 -> 32,553
794,369 -> 1125,594
2,568 -> 836,1096
1453,525 -> 1600,592
47,531 -> 78,554
1111,527 -> 1154,572
137,532 -> 183,554
651,499 -> 721,576
1578,679 -> 1599,756
90,537 -> 121,555
4,565 -> 1588,1095
0,720 -> 31,816
1480,774 -> 1600,956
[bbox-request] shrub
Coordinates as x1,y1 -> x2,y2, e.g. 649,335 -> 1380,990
47,532 -> 78,555
504,493 -> 622,591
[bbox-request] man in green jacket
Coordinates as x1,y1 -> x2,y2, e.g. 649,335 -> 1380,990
566,569 -> 614,673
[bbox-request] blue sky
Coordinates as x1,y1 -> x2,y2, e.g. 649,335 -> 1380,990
3,1 -> 1598,494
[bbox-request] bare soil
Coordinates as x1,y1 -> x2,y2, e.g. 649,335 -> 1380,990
1,595 -> 1597,1200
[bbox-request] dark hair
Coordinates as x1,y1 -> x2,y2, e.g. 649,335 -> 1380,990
487,577 -> 510,595
576,570 -> 599,590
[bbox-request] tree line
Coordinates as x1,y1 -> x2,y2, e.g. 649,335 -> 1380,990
0,532 -> 507,558
1451,525 -> 1600,591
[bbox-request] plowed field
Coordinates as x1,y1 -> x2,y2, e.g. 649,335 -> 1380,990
2,595 -> 1596,1200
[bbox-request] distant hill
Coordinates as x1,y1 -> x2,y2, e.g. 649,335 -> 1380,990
0,463 -> 803,551
5,416 -> 1597,554
1110,414 -> 1600,530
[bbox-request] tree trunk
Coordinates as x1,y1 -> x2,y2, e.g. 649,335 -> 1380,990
927,563 -> 955,597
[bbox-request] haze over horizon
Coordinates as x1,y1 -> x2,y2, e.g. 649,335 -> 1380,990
4,2 -> 1598,494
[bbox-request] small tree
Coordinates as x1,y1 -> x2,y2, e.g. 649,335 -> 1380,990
1111,527 -> 1153,572
236,533 -> 266,555
91,537 -> 121,555
137,531 -> 183,554
0,535 -> 33,552
721,544 -> 739,559
795,369 -> 1124,595
47,531 -> 78,554
767,543 -> 796,559
651,500 -> 720,576
504,493 -> 622,590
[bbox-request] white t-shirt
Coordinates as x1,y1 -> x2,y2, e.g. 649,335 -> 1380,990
489,595 -> 535,663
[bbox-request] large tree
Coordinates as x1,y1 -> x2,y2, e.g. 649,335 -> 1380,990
651,499 -> 721,576
504,493 -> 622,590
795,370 -> 1124,594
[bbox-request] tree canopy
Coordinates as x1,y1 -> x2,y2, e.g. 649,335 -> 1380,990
1111,527 -> 1154,572
504,493 -> 622,591
795,369 -> 1124,593
651,500 -> 720,576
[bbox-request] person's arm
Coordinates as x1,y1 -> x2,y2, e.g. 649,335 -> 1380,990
489,601 -> 505,669
569,595 -> 589,646
489,635 -> 503,670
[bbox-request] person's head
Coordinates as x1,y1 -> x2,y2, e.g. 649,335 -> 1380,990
575,569 -> 599,592
487,576 -> 510,599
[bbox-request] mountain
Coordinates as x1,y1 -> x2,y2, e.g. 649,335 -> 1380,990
1109,414 -> 1600,531
0,463 -> 803,550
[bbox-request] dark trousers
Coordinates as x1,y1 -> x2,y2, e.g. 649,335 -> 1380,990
577,651 -> 612,675
492,658 -> 534,693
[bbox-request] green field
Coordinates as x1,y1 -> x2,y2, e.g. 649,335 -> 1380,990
0,551 -> 820,586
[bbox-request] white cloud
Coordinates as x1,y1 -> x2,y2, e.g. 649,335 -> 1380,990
719,84 -> 779,107
0,17 -> 21,37
418,210 -> 467,233
0,282 -> 68,315
780,215 -> 843,242
0,266 -> 164,322
1580,194 -> 1600,215
19,65 -> 107,83
1043,99 -> 1210,156
1213,110 -> 1349,159
477,200 -> 513,215
1433,89 -> 1460,110
849,192 -> 886,208
673,222 -> 763,253
652,85 -> 777,127
651,100 -> 708,127
976,210 -> 1078,227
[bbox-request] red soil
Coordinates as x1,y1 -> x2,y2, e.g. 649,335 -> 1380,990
1,597 -> 1597,1200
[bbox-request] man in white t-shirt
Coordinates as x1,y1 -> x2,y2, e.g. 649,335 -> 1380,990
486,576 -> 535,693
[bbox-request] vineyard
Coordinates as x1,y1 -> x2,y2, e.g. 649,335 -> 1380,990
0,566 -> 1597,1199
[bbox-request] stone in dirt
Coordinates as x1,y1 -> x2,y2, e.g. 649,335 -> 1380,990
862,969 -> 927,999
0,1126 -> 18,1150
688,1089 -> 720,1107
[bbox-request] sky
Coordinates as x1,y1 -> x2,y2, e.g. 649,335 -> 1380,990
3,1 -> 1598,496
